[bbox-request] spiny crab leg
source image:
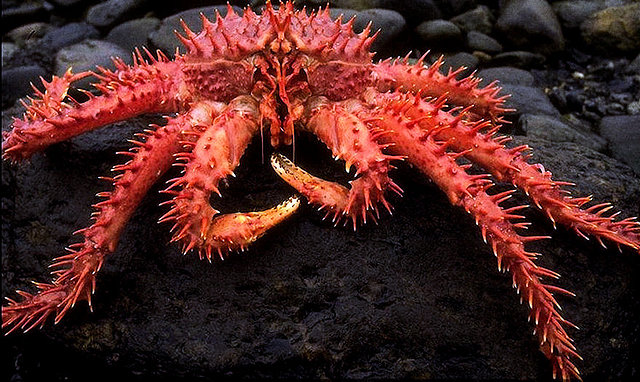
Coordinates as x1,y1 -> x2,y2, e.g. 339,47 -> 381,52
160,96 -> 299,260
372,54 -> 509,121
270,96 -> 402,229
367,99 -> 582,380
2,50 -> 183,161
366,90 -> 640,252
1,110 -> 192,333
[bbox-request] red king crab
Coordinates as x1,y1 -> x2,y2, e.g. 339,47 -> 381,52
2,2 -> 639,380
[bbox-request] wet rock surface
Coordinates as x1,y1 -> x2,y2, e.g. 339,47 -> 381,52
496,0 -> 564,54
2,1 -> 639,381
599,115 -> 640,174
580,3 -> 640,53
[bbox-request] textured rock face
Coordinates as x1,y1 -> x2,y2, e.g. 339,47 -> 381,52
496,0 -> 565,54
599,115 -> 640,174
580,3 -> 640,53
2,130 -> 639,380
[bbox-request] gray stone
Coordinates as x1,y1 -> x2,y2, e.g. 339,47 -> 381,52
496,0 -> 565,54
318,0 -> 383,10
552,0 -> 605,30
435,0 -> 478,16
379,0 -> 442,22
149,6 -> 244,55
628,101 -> 640,115
627,53 -> 640,74
86,0 -> 151,29
442,52 -> 478,78
518,113 -> 606,151
477,67 -> 535,87
39,22 -> 100,51
600,115 -> 640,174
106,17 -> 161,52
1,2 -> 48,32
415,19 -> 463,46
449,5 -> 494,34
1,65 -> 47,105
350,9 -> 406,52
500,84 -> 560,117
491,51 -> 546,68
466,31 -> 502,54
328,8 -> 361,22
2,43 -> 18,68
6,22 -> 52,46
581,3 -> 640,53
49,0 -> 89,6
54,40 -> 132,90
67,117 -> 148,154
315,8 -> 405,52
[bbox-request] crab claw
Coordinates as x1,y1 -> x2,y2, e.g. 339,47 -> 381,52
202,195 -> 302,254
271,152 -> 350,216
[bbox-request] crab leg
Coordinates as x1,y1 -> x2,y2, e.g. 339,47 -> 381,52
368,101 -> 581,380
372,55 -> 508,121
366,90 -> 640,252
270,96 -> 402,229
1,108 -> 196,333
3,51 -> 184,161
161,96 -> 299,260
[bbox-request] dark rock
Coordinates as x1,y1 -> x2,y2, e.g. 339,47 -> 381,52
565,90 -> 585,112
599,115 -> 640,174
6,22 -> 52,47
350,9 -> 406,52
320,0 -> 383,10
500,84 -> 560,118
49,0 -> 89,6
328,7 -> 360,22
552,0 -> 604,30
86,0 -> 152,29
606,103 -> 626,115
1,1 -> 49,33
490,51 -> 546,68
2,129 -> 638,381
68,118 -> 149,154
1,65 -> 47,105
434,0 -> 477,16
607,76 -> 634,94
466,31 -> 502,54
471,50 -> 492,64
149,6 -> 244,54
496,0 -> 565,54
449,5 -> 493,34
580,3 -> 640,53
415,19 -> 463,47
106,18 -> 161,52
547,86 -> 568,113
518,113 -> 606,151
610,93 -> 633,106
39,23 -> 100,52
477,67 -> 535,87
326,8 -> 405,52
627,53 -> 640,74
442,52 -> 478,77
583,98 -> 607,117
54,40 -> 132,90
380,0 -> 442,22
2,43 -> 18,68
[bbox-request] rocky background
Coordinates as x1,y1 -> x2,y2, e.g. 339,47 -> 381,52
2,0 -> 639,381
